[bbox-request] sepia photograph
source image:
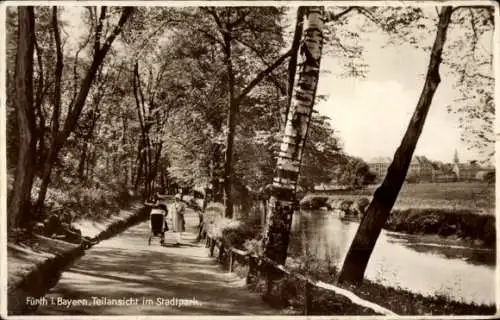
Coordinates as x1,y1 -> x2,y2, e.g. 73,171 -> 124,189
1,0 -> 498,318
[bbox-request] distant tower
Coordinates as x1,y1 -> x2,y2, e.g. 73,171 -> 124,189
452,149 -> 460,180
453,149 -> 460,164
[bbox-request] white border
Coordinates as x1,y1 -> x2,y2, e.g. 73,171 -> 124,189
0,0 -> 499,7
0,1 -> 498,319
0,2 -> 7,319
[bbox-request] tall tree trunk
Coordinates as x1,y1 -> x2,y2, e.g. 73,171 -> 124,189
338,6 -> 453,284
218,21 -> 292,218
35,7 -> 64,214
8,7 -> 37,231
262,7 -> 324,265
222,30 -> 236,218
134,149 -> 143,189
159,162 -> 166,191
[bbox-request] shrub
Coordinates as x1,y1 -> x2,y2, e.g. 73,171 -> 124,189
300,195 -> 329,210
356,197 -> 370,213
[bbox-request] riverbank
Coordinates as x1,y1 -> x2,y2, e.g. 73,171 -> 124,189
203,202 -> 496,315
6,204 -> 149,315
283,257 -> 496,315
300,182 -> 495,248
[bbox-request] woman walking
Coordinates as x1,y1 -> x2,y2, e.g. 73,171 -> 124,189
172,194 -> 186,245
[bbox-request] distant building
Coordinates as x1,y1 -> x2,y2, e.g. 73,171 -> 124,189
368,151 -> 494,183
368,157 -> 392,180
368,156 -> 435,182
452,151 -> 493,181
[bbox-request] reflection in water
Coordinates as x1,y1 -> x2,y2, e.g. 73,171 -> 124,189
288,210 -> 496,305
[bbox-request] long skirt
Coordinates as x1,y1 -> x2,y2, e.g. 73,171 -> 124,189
172,211 -> 185,233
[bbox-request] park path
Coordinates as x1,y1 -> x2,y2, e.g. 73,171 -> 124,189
36,207 -> 277,315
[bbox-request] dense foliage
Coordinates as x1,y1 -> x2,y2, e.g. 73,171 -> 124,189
6,6 -> 378,231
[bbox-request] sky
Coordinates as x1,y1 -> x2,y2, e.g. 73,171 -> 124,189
313,9 -> 495,164
58,5 -> 495,164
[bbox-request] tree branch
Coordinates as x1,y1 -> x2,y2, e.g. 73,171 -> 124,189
235,49 -> 292,105
94,6 -> 107,54
206,7 -> 224,31
326,7 -> 356,23
196,27 -> 226,49
99,7 -> 135,55
51,6 -> 63,137
69,21 -> 93,111
228,10 -> 250,29
234,37 -> 286,95
59,6 -> 134,143
468,8 -> 478,62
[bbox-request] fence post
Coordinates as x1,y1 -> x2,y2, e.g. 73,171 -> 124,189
246,255 -> 257,285
304,280 -> 312,315
228,249 -> 233,273
209,238 -> 215,257
218,243 -> 224,263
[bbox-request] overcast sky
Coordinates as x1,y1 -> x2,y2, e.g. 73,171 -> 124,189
59,5 -> 495,164
314,9 -> 494,164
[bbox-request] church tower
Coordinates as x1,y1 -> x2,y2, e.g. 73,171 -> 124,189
452,149 -> 460,180
453,149 -> 460,165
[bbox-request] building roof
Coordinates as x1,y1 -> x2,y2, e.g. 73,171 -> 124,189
368,157 -> 392,164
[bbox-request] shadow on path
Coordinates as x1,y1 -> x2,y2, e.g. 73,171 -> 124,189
37,208 -> 276,315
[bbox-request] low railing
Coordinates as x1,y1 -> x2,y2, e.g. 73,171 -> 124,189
205,235 -> 397,316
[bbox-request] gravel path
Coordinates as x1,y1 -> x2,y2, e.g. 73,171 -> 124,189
36,208 -> 276,315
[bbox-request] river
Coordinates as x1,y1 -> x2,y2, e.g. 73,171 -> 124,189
287,210 -> 496,305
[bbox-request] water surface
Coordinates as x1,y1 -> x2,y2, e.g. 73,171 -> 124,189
288,210 -> 496,305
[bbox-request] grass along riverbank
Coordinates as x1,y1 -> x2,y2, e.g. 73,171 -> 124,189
306,182 -> 494,213
300,182 -> 495,248
203,202 -> 495,315
282,257 -> 496,315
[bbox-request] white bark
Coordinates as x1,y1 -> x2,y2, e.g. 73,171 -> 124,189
262,7 -> 325,264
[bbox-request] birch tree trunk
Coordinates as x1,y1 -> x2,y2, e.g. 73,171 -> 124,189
262,7 -> 325,265
8,7 -> 37,231
338,6 -> 453,284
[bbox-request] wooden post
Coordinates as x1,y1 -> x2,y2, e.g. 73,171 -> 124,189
304,280 -> 312,315
265,263 -> 273,298
209,239 -> 215,257
218,243 -> 224,263
246,255 -> 257,285
228,249 -> 233,273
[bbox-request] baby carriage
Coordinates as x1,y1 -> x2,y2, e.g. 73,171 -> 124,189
148,205 -> 168,246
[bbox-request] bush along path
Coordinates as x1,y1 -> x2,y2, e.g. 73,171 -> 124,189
7,203 -> 150,315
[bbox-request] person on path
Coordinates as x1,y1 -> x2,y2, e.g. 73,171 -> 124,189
145,193 -> 168,245
172,194 -> 186,245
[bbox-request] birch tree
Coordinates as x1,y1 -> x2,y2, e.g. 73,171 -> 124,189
262,6 -> 325,265
338,6 -> 454,284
